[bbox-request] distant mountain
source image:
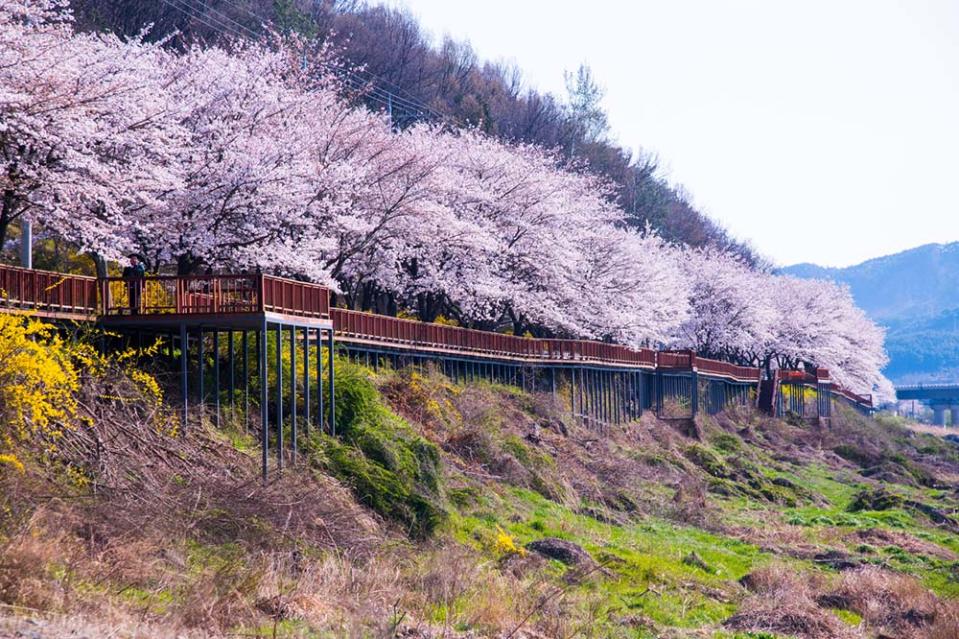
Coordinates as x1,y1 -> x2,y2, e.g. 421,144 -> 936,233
883,309 -> 959,384
782,242 -> 959,384
783,243 -> 959,322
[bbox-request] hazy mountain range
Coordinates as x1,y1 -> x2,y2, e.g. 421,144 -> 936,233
782,242 -> 959,384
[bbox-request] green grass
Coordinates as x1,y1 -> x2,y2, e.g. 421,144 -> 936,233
784,505 -> 915,529
307,359 -> 446,538
451,486 -> 768,631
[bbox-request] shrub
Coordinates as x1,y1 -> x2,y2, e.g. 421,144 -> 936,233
311,360 -> 446,538
847,487 -> 903,513
0,315 -> 80,472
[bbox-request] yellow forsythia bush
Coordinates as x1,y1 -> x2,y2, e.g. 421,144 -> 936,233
494,526 -> 526,557
0,314 -> 80,472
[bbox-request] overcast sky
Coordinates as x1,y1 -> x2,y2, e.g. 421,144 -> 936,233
385,0 -> 959,267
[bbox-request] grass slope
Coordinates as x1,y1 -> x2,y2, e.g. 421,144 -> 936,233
2,360 -> 959,638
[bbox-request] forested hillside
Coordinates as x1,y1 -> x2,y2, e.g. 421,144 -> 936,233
784,244 -> 959,323
784,243 -> 959,383
67,0 -> 754,260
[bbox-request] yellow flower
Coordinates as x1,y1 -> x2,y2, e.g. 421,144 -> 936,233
493,526 -> 526,557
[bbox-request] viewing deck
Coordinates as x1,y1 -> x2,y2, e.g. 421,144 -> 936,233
95,273 -> 333,330
0,263 -> 97,320
1,263 -> 331,328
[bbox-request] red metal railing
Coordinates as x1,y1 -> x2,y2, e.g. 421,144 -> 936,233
658,351 -> 694,369
0,263 -> 97,319
833,386 -> 873,408
541,339 -> 657,366
99,274 -> 330,319
696,357 -> 762,382
99,274 -> 260,315
261,275 -> 330,318
331,308 -> 657,366
656,350 -> 760,382
779,369 -> 819,385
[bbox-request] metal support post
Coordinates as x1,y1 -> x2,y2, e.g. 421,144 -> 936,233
316,328 -> 324,432
180,324 -> 188,431
213,329 -> 220,428
328,329 -> 336,436
198,329 -> 205,418
275,324 -> 284,470
290,325 -> 297,462
228,330 -> 235,420
243,331 -> 249,429
303,327 -> 310,440
259,322 -> 269,481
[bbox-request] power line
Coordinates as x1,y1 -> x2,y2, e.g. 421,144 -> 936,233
191,0 -> 262,41
160,0 -> 464,128
198,0 -> 462,126
158,0 -> 249,42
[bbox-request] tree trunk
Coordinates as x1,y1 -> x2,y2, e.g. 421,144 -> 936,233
91,252 -> 108,278
0,189 -> 19,253
177,253 -> 199,276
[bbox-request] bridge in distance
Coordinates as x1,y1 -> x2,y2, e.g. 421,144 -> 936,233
896,384 -> 959,426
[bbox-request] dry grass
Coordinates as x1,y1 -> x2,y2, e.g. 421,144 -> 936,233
827,567 -> 942,637
928,601 -> 959,639
728,563 -> 861,639
848,528 -> 959,561
730,564 -> 959,639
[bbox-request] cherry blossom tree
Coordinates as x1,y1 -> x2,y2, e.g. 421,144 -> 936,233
131,39 -> 338,279
0,0 -> 180,265
0,0 -> 891,397
764,275 -> 892,399
672,247 -> 776,361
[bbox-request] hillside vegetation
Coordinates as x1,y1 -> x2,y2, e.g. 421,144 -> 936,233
783,242 -> 959,384
0,0 -> 891,401
2,316 -> 959,638
67,0 -> 751,259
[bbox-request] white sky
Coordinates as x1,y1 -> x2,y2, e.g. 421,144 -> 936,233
384,0 -> 959,267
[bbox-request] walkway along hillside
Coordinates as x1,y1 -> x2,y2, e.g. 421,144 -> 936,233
0,263 -> 874,479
